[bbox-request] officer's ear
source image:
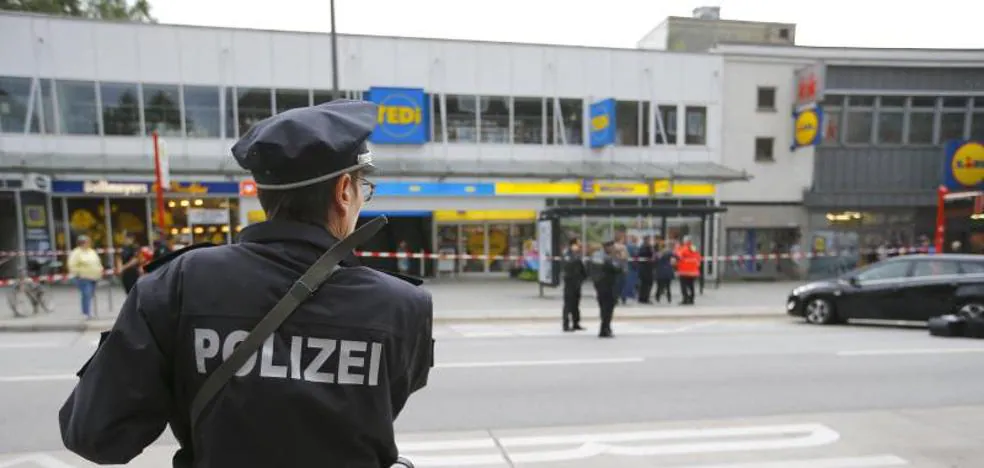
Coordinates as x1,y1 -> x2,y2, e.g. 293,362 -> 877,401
334,172 -> 356,207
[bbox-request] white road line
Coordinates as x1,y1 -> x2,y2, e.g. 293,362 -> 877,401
671,455 -> 908,468
435,357 -> 644,369
837,347 -> 984,357
0,374 -> 76,383
0,342 -> 61,349
0,454 -> 78,468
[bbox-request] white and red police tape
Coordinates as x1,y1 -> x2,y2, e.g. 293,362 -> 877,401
0,246 -> 935,287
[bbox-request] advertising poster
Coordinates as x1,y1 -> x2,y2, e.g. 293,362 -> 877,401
537,219 -> 555,286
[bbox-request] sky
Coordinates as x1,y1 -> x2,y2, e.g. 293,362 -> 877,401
149,0 -> 984,50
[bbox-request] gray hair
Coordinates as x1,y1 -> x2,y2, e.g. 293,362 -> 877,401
76,235 -> 91,244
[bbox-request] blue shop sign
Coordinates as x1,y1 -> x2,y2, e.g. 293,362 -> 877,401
367,87 -> 429,145
374,182 -> 495,197
52,180 -> 240,196
589,98 -> 616,148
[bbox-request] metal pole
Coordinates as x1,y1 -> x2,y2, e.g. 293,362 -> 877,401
329,0 -> 340,101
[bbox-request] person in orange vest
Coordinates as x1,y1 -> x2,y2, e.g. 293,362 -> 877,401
674,236 -> 702,305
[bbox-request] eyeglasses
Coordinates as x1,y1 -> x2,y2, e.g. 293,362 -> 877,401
357,177 -> 376,203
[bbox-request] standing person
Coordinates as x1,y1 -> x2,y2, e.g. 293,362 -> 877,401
66,235 -> 103,319
115,232 -> 141,294
654,240 -> 677,304
636,236 -> 655,304
619,236 -> 640,304
396,240 -> 411,275
59,101 -> 433,468
675,236 -> 702,305
561,238 -> 587,332
590,241 -> 625,338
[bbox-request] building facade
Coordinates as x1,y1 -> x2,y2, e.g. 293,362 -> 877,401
637,7 -> 795,53
714,43 -> 984,279
0,12 -> 742,278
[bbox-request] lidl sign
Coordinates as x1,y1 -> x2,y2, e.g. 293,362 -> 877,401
792,105 -> 823,150
367,87 -> 428,145
589,98 -> 616,148
944,140 -> 984,191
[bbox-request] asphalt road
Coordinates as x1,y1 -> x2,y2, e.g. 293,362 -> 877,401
2,318 -> 984,467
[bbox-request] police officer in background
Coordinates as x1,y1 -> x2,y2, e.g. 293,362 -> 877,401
59,101 -> 433,468
561,238 -> 587,332
590,240 -> 625,338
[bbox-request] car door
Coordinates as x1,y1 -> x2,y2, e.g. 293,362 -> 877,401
836,260 -> 913,319
898,259 -> 961,321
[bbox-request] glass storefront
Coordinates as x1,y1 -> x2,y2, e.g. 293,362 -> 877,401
436,221 -> 536,275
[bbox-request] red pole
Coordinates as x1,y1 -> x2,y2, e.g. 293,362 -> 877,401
935,185 -> 948,254
152,131 -> 167,237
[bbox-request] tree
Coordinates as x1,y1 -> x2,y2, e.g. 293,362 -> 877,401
0,0 -> 156,22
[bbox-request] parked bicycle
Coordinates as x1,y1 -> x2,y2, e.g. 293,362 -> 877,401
2,257 -> 58,317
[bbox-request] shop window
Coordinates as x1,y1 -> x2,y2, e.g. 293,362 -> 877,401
55,80 -> 99,135
142,84 -> 182,137
66,197 -> 111,265
972,111 -> 984,140
876,111 -> 903,144
479,96 -> 509,143
110,198 -> 149,247
615,100 -> 639,146
0,76 -> 39,134
940,112 -> 967,141
907,112 -> 935,144
165,197 -> 234,246
443,94 -> 477,143
547,98 -> 583,145
754,137 -> 774,162
100,82 -> 140,136
275,88 -> 310,114
684,106 -> 706,145
52,198 -> 67,255
943,97 -> 969,109
655,104 -> 677,145
823,108 -> 841,145
183,85 -> 220,138
512,96 -> 543,144
235,87 -> 272,137
845,110 -> 873,144
756,87 -> 776,111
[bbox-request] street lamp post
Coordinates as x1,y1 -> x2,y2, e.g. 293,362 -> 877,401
329,0 -> 340,101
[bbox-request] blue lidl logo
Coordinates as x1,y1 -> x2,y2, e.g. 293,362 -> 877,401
367,87 -> 428,145
944,140 -> 984,191
589,98 -> 616,148
791,105 -> 823,150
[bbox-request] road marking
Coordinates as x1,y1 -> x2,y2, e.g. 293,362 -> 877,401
672,455 -> 908,468
669,320 -> 722,333
0,374 -> 76,383
0,342 -> 61,349
837,347 -> 984,357
435,357 -> 644,369
0,454 -> 78,468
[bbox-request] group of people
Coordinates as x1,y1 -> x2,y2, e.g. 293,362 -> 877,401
560,235 -> 703,338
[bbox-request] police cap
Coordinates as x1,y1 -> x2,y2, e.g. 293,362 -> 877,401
231,100 -> 378,191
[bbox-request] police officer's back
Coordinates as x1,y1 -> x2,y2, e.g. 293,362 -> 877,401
58,101 -> 434,468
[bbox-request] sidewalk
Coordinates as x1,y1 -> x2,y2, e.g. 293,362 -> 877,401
0,278 -> 795,332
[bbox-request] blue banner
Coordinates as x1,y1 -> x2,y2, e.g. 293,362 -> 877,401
374,182 -> 495,197
791,105 -> 824,150
367,87 -> 429,145
52,180 -> 239,195
943,140 -> 984,191
589,98 -> 616,148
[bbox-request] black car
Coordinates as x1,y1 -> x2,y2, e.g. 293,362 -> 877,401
786,254 -> 984,325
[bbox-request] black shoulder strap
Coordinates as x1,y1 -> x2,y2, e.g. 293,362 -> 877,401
189,216 -> 388,431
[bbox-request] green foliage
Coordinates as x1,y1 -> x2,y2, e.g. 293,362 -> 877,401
0,0 -> 155,22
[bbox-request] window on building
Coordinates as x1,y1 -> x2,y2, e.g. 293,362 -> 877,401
821,95 -> 843,145
312,90 -> 335,105
0,76 -> 38,134
444,94 -> 477,143
100,82 -> 141,136
755,137 -> 774,162
513,96 -> 543,144
479,96 -> 509,143
685,106 -> 707,145
548,98 -> 583,145
972,99 -> 984,140
641,102 -> 652,145
275,89 -> 310,114
55,80 -> 98,135
940,112 -> 967,142
756,87 -> 776,111
615,101 -> 640,146
182,86 -> 220,138
37,79 -> 56,134
844,96 -> 874,144
224,88 -> 236,138
655,104 -> 677,145
907,96 -> 935,145
142,84 -> 182,137
236,88 -> 272,137
876,96 -> 904,145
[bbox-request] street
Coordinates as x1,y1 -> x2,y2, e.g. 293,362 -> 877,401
2,317 -> 984,467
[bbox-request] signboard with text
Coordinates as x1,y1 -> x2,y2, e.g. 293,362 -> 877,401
794,63 -> 826,110
367,87 -> 429,145
589,98 -> 616,148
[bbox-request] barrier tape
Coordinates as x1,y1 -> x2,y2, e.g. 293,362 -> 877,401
0,247 -> 933,287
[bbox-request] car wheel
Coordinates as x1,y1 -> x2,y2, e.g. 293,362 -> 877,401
956,300 -> 984,319
804,296 -> 837,325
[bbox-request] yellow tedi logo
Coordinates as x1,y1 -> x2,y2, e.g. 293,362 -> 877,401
378,105 -> 422,126
952,142 -> 984,187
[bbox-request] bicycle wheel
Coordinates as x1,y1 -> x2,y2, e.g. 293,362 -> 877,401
32,285 -> 54,314
6,284 -> 29,318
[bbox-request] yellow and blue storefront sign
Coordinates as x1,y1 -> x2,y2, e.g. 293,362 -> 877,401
943,140 -> 984,191
589,98 -> 616,148
791,105 -> 824,150
367,87 -> 428,145
492,180 -> 714,198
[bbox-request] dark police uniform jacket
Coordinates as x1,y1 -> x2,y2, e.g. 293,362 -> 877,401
59,220 -> 434,468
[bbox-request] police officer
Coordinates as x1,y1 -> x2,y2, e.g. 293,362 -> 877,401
58,100 -> 433,468
561,238 -> 587,332
589,241 -> 625,338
